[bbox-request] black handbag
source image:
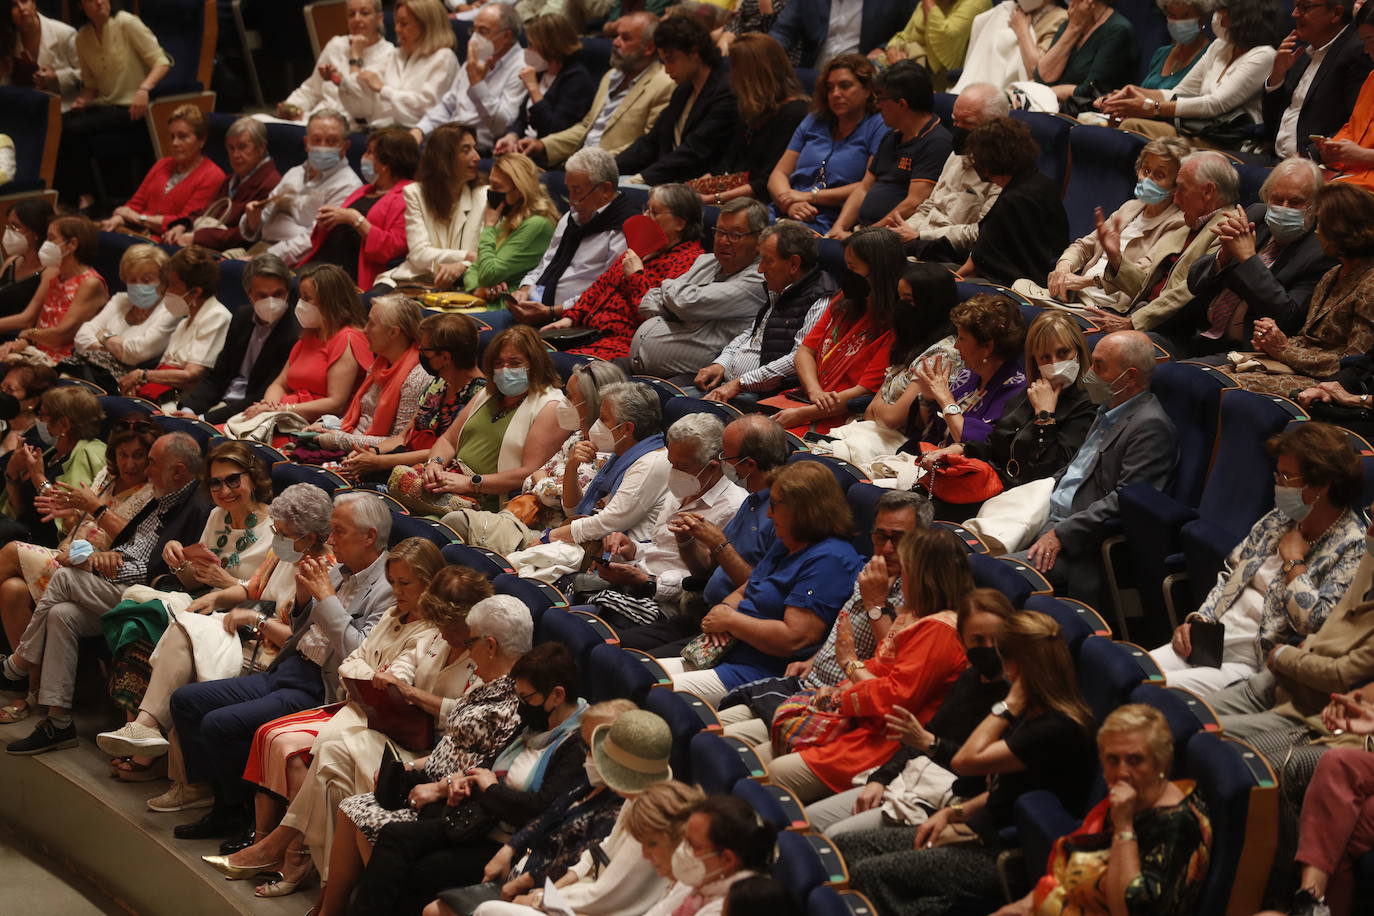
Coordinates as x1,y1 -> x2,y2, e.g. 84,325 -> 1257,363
1175,109 -> 1256,151
1188,619 -> 1226,670
540,326 -> 604,351
441,797 -> 496,844
374,743 -> 427,810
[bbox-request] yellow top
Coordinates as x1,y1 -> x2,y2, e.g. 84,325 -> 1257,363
888,0 -> 992,88
75,11 -> 172,106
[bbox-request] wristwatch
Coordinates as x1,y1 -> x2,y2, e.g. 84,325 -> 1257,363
865,602 -> 890,621
991,700 -> 1015,721
942,403 -> 963,416
470,474 -> 483,493
843,659 -> 864,677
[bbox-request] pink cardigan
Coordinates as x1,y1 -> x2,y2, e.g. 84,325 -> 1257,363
125,156 -> 226,239
298,179 -> 412,288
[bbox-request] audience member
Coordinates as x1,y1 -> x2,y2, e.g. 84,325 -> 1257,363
493,14 -> 597,156
0,360 -> 55,456
162,117 -> 282,252
1263,0 -> 1370,161
1033,0 -> 1139,103
276,0 -> 393,124
875,0 -> 991,90
1313,1 -> 1374,189
1,0 -> 81,108
462,153 -> 558,297
639,795 -> 776,916
768,0 -> 919,68
65,243 -> 178,392
98,105 -> 224,240
951,0 -> 1067,92
414,3 -> 527,152
0,214 -> 104,360
0,198 -> 54,318
337,0 -> 458,129
1137,0 -> 1215,91
0,386 -> 107,545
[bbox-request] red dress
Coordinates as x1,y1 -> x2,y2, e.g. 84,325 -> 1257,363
799,611 -> 967,793
280,326 -> 374,405
38,267 -> 106,359
560,240 -> 704,360
125,156 -> 227,240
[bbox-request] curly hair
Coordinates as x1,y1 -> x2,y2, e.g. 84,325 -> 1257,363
1315,183 -> 1374,258
105,422 -> 158,478
810,53 -> 876,122
950,294 -> 1028,363
1267,420 -> 1365,508
417,565 -> 495,629
163,246 -> 220,303
368,127 -> 420,182
965,117 -> 1039,179
41,386 -> 103,441
205,440 -> 273,504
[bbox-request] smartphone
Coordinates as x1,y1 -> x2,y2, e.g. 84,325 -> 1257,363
1309,135 -> 1328,144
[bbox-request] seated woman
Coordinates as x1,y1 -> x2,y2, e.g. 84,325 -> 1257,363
392,325 -> 566,513
3,0 -> 82,109
0,360 -> 56,457
297,126 -> 419,289
1030,137 -> 1189,311
1100,0 -> 1280,148
117,246 -> 232,407
65,243 -> 180,391
493,14 -> 596,158
0,215 -> 105,360
0,418 -> 156,723
872,0 -> 992,91
950,0 -> 1066,94
0,385 -> 106,547
207,562 -> 494,895
339,313 -> 488,484
274,0 -> 393,125
1219,183 -> 1374,395
162,117 -> 281,252
336,0 -> 456,129
688,33 -> 809,207
1137,0 -> 1213,91
0,198 -> 54,318
835,610 -> 1097,916
767,53 -> 886,233
1313,3 -> 1374,190
1150,421 -> 1366,695
541,183 -> 704,360
462,153 -> 558,299
1032,0 -> 1138,104
995,704 -> 1212,916
227,263 -> 372,433
316,637 -> 584,916
374,123 -> 487,291
659,460 -> 864,707
640,796 -> 776,916
763,227 -> 899,435
99,104 -> 225,240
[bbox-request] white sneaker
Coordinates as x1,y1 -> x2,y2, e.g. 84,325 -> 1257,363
97,721 -> 169,758
147,781 -> 214,813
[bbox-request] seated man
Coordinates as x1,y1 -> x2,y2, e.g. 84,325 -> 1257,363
695,220 -> 836,408
769,0 -> 918,69
584,413 -> 746,629
239,109 -> 362,265
413,3 -> 527,153
175,253 -> 302,423
1183,157 -> 1336,356
2,433 -> 212,755
1017,330 -> 1178,609
1263,0 -> 1369,161
630,198 -> 769,382
887,81 -> 1006,262
505,148 -> 641,324
530,13 -> 675,169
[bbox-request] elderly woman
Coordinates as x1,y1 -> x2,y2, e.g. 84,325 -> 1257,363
493,13 -> 596,158
0,198 -> 54,318
659,460 -> 863,707
950,0 -> 1066,93
873,0 -> 992,91
99,105 -> 225,239
541,183 -> 705,360
276,0 -> 393,124
0,215 -> 104,360
767,54 -> 886,233
1033,0 -> 1138,103
1101,0 -> 1283,148
336,0 -> 456,129
462,153 -> 558,299
64,243 -> 180,390
1,0 -> 81,108
164,117 -> 282,251
1138,0 -> 1214,90
994,704 -> 1212,916
0,385 -> 106,546
1150,422 -> 1367,695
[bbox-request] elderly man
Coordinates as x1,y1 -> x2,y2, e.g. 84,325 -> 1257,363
239,109 -> 361,264
533,13 -> 675,168
1264,0 -> 1369,160
2,433 -> 212,756
413,4 -> 526,151
506,148 -> 641,321
168,491 -> 394,841
1016,331 -> 1177,609
630,199 -> 770,381
697,220 -> 836,408
886,82 -> 1007,261
1091,151 -> 1237,351
1183,157 -> 1336,356
584,413 -> 746,630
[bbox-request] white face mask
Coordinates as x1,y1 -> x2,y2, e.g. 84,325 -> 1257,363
2,227 -> 27,257
721,457 -> 745,487
253,295 -> 289,324
584,756 -> 606,788
588,419 -> 618,452
556,401 -> 582,432
1274,485 -> 1313,522
1041,359 -> 1080,387
162,293 -> 190,318
469,33 -> 495,62
524,48 -> 547,70
37,240 -> 64,269
273,532 -> 305,563
668,467 -> 705,501
1016,0 -> 1045,11
671,841 -> 717,888
295,300 -> 323,328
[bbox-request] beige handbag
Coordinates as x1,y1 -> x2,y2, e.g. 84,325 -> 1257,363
192,197 -> 234,232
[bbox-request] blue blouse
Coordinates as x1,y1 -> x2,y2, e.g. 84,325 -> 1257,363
1139,41 -> 1210,91
778,111 -> 888,232
715,536 -> 864,689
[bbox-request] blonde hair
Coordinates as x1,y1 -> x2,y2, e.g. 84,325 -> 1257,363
998,611 -> 1095,735
492,153 -> 560,244
625,780 -> 704,843
118,243 -> 169,284
584,698 -> 637,733
370,294 -> 424,346
1024,311 -> 1090,384
168,103 -> 208,140
396,0 -> 455,57
1098,703 -> 1173,774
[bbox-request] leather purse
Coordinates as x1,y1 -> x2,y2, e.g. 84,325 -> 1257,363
374,743 -> 427,810
344,677 -> 435,752
540,326 -> 604,351
1187,618 -> 1225,670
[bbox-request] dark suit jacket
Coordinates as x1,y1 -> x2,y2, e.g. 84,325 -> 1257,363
513,57 -> 597,139
1262,26 -> 1371,160
110,485 -> 214,582
1185,202 -> 1336,350
769,0 -> 918,69
180,306 -> 301,415
970,168 -> 1069,287
615,61 -> 738,186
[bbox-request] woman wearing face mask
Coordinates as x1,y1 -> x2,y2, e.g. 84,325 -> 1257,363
642,796 -> 776,916
0,361 -> 55,457
66,244 -> 181,391
1137,0 -> 1214,91
0,385 -> 106,547
98,105 -> 225,239
0,215 -> 104,360
115,246 -> 232,406
462,153 -> 558,300
0,198 -> 54,319
335,0 -> 456,129
1148,422 -> 1366,696
492,14 -> 596,161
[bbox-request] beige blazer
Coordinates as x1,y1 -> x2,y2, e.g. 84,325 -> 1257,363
379,180 -> 485,286
542,61 -> 676,167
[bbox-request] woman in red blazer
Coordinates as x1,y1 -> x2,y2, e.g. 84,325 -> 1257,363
163,116 -> 281,251
99,104 -> 224,241
297,127 -> 419,288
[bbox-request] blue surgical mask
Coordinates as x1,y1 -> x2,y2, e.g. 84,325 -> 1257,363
34,420 -> 53,445
1265,205 -> 1309,243
1134,177 -> 1172,205
360,157 -> 377,184
1274,485 -> 1312,522
1167,17 -> 1201,44
308,146 -> 342,173
126,283 -> 160,310
495,367 -> 529,397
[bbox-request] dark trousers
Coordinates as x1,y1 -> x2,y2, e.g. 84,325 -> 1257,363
169,653 -> 324,806
352,815 -> 501,916
56,105 -> 139,205
618,614 -> 701,657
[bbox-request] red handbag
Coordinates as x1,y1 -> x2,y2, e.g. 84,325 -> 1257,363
915,442 -> 1005,505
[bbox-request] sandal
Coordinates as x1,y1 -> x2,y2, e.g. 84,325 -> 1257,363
256,851 -> 317,898
0,701 -> 30,724
113,756 -> 167,782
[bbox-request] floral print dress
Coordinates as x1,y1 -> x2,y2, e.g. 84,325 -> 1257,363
560,241 -> 704,360
37,267 -> 105,359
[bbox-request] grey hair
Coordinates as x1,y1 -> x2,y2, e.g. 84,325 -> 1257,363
875,489 -> 934,529
369,294 -> 423,344
1182,150 -> 1240,206
243,252 -> 293,294
159,432 -> 204,477
335,491 -> 393,544
1155,0 -> 1216,12
306,108 -> 349,136
467,595 -> 534,656
1108,330 -> 1158,383
269,482 -> 334,540
650,183 -> 704,243
666,413 -> 725,467
226,116 -> 268,149
759,220 -> 819,270
730,414 -> 788,472
570,360 -> 628,426
1262,156 -> 1325,210
601,381 -> 662,442
959,83 -> 1010,121
484,1 -> 521,36
720,197 -> 769,235
566,147 -> 620,187
631,10 -> 658,43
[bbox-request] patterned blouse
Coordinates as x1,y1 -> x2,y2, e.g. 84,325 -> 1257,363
522,429 -> 610,508
561,241 -> 705,360
38,267 -> 105,359
879,335 -> 969,404
506,784 -> 624,886
330,363 -> 434,453
407,375 -> 487,452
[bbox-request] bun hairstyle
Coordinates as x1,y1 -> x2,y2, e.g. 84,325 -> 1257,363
691,796 -> 779,871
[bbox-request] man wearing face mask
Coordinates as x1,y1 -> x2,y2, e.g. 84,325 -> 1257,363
413,4 -> 527,153
1015,331 -> 1177,610
176,253 -> 302,423
239,109 -> 361,265
1182,157 -> 1336,357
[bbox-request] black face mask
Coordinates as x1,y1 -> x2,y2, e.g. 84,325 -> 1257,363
517,697 -> 551,732
950,125 -> 971,156
966,646 -> 1002,680
841,271 -> 870,303
419,353 -> 438,376
487,188 -> 508,211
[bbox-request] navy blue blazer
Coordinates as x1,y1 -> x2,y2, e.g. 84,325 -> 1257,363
768,0 -> 918,69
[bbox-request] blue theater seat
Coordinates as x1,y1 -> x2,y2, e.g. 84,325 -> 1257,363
1023,594 -> 1110,655
642,688 -> 706,783
968,553 -> 1033,607
0,87 -> 59,197
733,777 -> 810,832
584,643 -> 656,704
1010,111 -> 1073,193
152,414 -> 220,450
807,887 -> 878,916
630,376 -> 685,408
535,607 -> 602,670
1187,733 -> 1278,916
689,732 -> 765,795
208,437 -> 287,469
442,544 -> 515,579
1063,125 -> 1148,239
389,512 -> 460,548
662,397 -> 742,427
493,574 -> 567,623
270,461 -> 348,496
1076,636 -> 1162,724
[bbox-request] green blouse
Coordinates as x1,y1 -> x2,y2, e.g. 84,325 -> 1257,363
463,215 -> 556,293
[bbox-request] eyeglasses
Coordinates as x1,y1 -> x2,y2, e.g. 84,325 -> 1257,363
713,227 -> 758,243
208,471 -> 245,491
1274,471 -> 1306,487
516,688 -> 546,705
872,528 -> 908,545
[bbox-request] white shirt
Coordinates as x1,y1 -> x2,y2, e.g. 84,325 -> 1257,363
30,15 -> 82,110
415,43 -> 527,148
821,0 -> 864,65
714,291 -> 830,390
1274,27 -> 1345,158
282,34 -> 395,125
635,473 -> 746,605
241,159 -> 362,264
162,297 -> 231,370
337,46 -> 457,128
569,448 -> 671,543
74,292 -> 182,364
517,204 -> 629,308
1163,41 -> 1275,124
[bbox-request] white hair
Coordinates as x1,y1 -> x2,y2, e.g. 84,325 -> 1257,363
334,491 -> 392,544
1262,156 -> 1324,204
666,413 -> 725,467
1182,150 -> 1240,206
270,483 -> 334,540
467,595 -> 534,656
959,83 -> 1010,121
566,147 -> 620,187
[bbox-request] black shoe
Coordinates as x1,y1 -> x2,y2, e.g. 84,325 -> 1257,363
218,831 -> 256,855
173,807 -> 249,841
6,718 -> 77,755
0,657 -> 29,694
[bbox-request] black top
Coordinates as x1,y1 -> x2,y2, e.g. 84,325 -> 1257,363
857,119 -> 952,226
180,303 -> 302,415
970,168 -> 1069,287
961,383 -> 1096,489
719,98 -> 811,202
968,709 -> 1095,842
0,259 -> 41,319
475,734 -> 589,828
511,57 -> 597,140
309,192 -> 379,275
615,61 -> 739,186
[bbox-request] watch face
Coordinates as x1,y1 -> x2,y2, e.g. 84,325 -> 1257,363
866,605 -> 883,620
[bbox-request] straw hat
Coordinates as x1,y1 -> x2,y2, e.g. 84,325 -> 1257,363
591,709 -> 673,794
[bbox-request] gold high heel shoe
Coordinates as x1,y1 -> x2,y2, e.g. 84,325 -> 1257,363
201,853 -> 284,880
